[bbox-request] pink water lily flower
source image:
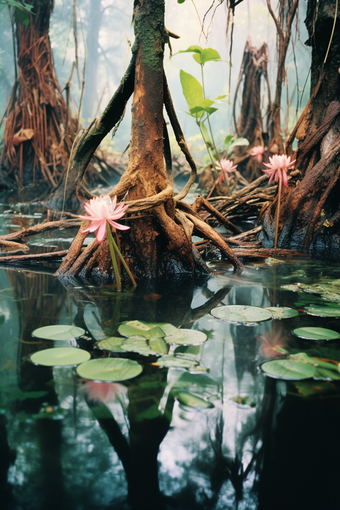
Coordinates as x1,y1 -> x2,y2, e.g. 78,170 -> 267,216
79,195 -> 129,243
262,154 -> 296,187
250,145 -> 264,163
216,159 -> 237,184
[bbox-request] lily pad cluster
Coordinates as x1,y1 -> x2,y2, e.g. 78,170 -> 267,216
30,320 -> 209,383
261,352 -> 340,381
98,320 -> 208,370
281,280 -> 340,306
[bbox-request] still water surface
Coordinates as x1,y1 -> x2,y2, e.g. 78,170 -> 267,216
1,254 -> 340,510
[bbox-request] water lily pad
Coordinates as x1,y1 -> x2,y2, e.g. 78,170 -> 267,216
76,358 -> 142,382
121,336 -> 154,355
153,354 -> 199,369
292,327 -> 340,341
265,307 -> 299,320
211,305 -> 272,323
175,392 -> 214,409
118,320 -> 164,339
32,325 -> 85,341
304,305 -> 340,317
164,329 -> 207,345
144,322 -> 180,336
30,347 -> 90,367
97,337 -> 125,352
261,359 -> 316,380
314,367 -> 340,380
149,337 -> 169,355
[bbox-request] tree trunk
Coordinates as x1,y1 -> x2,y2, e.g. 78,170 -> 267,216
260,0 -> 340,260
56,0 -> 244,282
0,0 -> 77,192
266,0 -> 299,154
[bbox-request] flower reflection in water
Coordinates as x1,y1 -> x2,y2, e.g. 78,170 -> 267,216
256,326 -> 288,359
81,381 -> 127,404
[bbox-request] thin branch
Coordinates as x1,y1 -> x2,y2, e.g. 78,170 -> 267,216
163,71 -> 197,201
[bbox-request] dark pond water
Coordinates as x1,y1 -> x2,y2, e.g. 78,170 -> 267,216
1,205 -> 340,510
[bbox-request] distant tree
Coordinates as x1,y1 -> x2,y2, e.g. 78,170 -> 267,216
0,0 -> 77,193
261,0 -> 340,259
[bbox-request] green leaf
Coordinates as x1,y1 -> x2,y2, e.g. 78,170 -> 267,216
228,137 -> 250,152
261,360 -> 316,380
193,48 -> 221,65
189,99 -> 217,116
177,0 -> 186,3
265,307 -> 299,320
145,322 -> 180,336
224,134 -> 234,147
153,354 -> 199,369
304,305 -> 340,317
76,358 -> 142,382
164,329 -> 207,345
30,347 -> 90,367
116,336 -> 168,356
121,336 -> 155,355
177,46 -> 221,65
149,337 -> 169,355
179,70 -> 204,117
314,367 -> 340,380
32,325 -> 85,341
292,327 -> 340,341
118,320 -> 164,339
211,305 -> 272,323
97,337 -> 125,352
16,8 -> 29,26
175,392 -> 214,409
174,344 -> 201,357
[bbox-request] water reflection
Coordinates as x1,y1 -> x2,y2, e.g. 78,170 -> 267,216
1,263 -> 340,509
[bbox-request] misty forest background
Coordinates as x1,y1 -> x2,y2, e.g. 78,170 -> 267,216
0,0 -> 311,168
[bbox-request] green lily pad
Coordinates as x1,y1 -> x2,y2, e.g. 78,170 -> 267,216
304,305 -> 340,317
175,392 -> 214,409
121,336 -> 154,355
261,359 -> 316,380
211,305 -> 272,323
153,354 -> 199,369
32,325 -> 85,340
97,337 -> 125,352
30,347 -> 90,367
164,329 -> 207,345
174,345 -> 201,357
144,322 -> 180,336
76,358 -> 142,382
314,367 -> 340,380
149,337 -> 169,355
265,307 -> 299,320
118,320 -> 164,339
292,327 -> 340,341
